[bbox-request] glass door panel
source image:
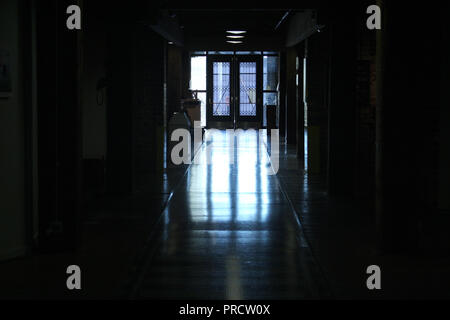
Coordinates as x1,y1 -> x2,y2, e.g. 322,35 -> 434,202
206,55 -> 262,128
239,62 -> 257,117
236,55 -> 262,127
212,61 -> 231,116
207,55 -> 234,127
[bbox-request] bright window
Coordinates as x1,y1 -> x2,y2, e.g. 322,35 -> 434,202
190,56 -> 207,127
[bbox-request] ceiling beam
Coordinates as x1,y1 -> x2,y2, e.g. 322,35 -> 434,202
285,10 -> 320,47
148,10 -> 184,46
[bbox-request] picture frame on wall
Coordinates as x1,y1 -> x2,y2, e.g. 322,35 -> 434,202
0,49 -> 12,98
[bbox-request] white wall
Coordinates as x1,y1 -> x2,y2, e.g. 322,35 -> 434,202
0,0 -> 27,260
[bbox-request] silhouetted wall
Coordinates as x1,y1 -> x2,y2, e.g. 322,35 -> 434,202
285,47 -> 297,144
106,21 -> 165,194
376,2 -> 441,252
82,1 -> 108,161
278,52 -> 286,137
167,45 -> 183,118
304,32 -> 330,173
439,9 -> 450,212
354,17 -> 376,202
327,8 -> 357,197
0,0 -> 28,260
132,26 -> 165,191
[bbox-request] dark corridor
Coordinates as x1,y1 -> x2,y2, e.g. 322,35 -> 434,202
1,0 -> 450,307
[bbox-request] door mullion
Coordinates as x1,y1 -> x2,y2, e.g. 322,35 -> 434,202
232,55 -> 236,129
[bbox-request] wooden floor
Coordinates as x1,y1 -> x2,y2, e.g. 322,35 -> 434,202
129,130 -> 328,299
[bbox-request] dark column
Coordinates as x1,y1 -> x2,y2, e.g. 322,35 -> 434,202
327,9 -> 356,196
22,0 -> 35,250
167,44 -> 183,116
278,51 -> 286,138
107,21 -> 165,194
132,26 -> 165,192
375,1 -> 442,252
36,0 -> 58,250
37,0 -> 82,250
304,32 -> 331,174
181,50 -> 191,98
296,42 -> 305,160
285,47 -> 297,144
106,22 -> 133,194
438,4 -> 450,212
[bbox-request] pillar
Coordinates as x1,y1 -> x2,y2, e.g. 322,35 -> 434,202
296,42 -> 305,160
285,47 -> 297,144
278,51 -> 286,138
327,8 -> 356,196
375,1 -> 441,252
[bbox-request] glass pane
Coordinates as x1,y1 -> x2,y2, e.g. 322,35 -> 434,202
239,62 -> 257,117
263,92 -> 278,127
212,62 -> 230,116
263,56 -> 279,91
190,56 -> 206,91
264,92 -> 278,105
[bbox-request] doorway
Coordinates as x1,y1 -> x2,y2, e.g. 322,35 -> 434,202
206,54 -> 262,129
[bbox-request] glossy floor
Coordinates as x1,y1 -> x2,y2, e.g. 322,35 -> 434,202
130,130 -> 326,299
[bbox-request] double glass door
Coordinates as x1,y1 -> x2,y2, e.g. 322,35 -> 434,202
206,55 -> 262,129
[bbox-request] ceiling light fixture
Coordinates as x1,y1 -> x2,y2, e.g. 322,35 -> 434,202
226,40 -> 243,44
226,30 -> 247,34
226,35 -> 244,39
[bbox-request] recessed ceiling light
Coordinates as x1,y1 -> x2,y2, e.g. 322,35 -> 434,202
226,30 -> 247,34
168,41 -> 173,45
226,40 -> 243,44
226,35 -> 244,39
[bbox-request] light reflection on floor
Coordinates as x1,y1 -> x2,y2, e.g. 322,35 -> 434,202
133,129 -> 321,299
